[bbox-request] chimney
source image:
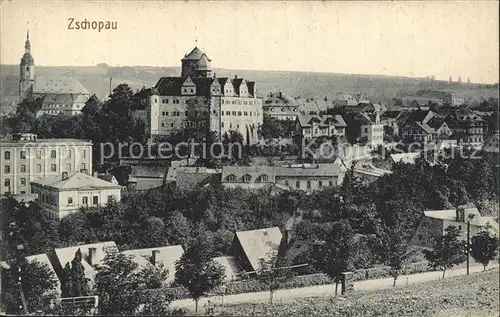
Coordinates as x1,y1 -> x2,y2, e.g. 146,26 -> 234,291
88,247 -> 97,266
279,92 -> 282,99
151,250 -> 160,265
234,75 -> 237,80
62,172 -> 68,180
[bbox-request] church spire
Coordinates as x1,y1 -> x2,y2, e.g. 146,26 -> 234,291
25,29 -> 31,53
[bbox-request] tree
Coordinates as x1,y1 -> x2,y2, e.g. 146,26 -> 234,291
1,258 -> 58,315
424,226 -> 467,278
311,220 -> 355,294
471,229 -> 499,271
174,229 -> 225,313
256,248 -> 295,304
60,249 -> 90,298
94,251 -> 168,315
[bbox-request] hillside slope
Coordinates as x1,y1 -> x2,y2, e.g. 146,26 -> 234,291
2,64 -> 498,114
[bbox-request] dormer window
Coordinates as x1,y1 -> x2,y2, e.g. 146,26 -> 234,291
227,174 -> 236,182
256,174 -> 268,182
242,174 -> 252,182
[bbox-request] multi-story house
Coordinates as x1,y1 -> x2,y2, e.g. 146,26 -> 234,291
334,93 -> 358,107
36,93 -> 90,117
400,110 -> 437,144
380,110 -> 403,136
444,92 -> 464,107
446,111 -> 485,146
221,160 -> 347,192
355,112 -> 384,148
1,133 -> 92,195
295,114 -> 347,143
31,171 -> 122,219
132,47 -> 263,145
263,92 -> 300,121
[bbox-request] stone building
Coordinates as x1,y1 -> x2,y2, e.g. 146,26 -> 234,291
0,133 -> 93,195
133,47 -> 263,145
18,31 -> 90,111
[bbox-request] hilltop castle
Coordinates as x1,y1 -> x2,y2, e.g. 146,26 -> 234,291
132,47 -> 263,145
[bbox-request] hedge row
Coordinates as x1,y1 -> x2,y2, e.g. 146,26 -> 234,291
158,261 -> 431,301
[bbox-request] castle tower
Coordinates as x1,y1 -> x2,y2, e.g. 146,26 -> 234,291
181,46 -> 212,78
19,30 -> 35,101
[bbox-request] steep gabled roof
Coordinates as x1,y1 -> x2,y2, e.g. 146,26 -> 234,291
53,241 -> 118,283
122,245 -> 184,284
33,76 -> 89,95
41,93 -> 89,104
154,77 -> 185,96
235,227 -> 283,271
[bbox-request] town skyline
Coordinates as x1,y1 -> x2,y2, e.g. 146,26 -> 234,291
1,1 -> 499,84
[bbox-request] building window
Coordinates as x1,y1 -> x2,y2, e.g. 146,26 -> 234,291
82,150 -> 86,158
244,111 -> 248,116
36,164 -> 42,172
4,178 -> 10,187
318,181 -> 322,188
285,180 -> 289,187
329,180 -> 333,187
4,151 -> 10,160
295,181 -> 300,188
226,111 -> 230,115
51,150 -> 57,159
165,112 -> 169,116
67,150 -> 72,159
227,174 -> 236,182
82,196 -> 88,205
307,180 -> 311,189
221,122 -> 224,128
232,111 -> 236,116
458,225 -> 462,231
36,150 -> 42,159
51,164 -> 57,172
108,195 -> 114,203
162,111 -> 165,116
20,178 -> 26,186
161,123 -> 165,127
4,165 -> 10,174
66,163 -> 71,171
257,174 -> 268,182
20,165 -> 26,173
242,174 -> 252,182
93,196 -> 99,205
20,151 -> 26,159
68,197 -> 73,205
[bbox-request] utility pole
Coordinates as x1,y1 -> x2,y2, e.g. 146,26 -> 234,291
16,244 -> 28,315
466,220 -> 470,275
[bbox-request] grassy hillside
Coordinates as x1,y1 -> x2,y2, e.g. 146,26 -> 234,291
212,269 -> 499,317
1,64 -> 498,114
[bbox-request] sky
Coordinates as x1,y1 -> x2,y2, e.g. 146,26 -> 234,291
1,1 -> 499,83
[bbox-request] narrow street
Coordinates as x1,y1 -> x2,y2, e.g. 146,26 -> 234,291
171,263 -> 499,313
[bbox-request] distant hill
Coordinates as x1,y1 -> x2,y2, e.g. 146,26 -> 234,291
1,64 -> 498,115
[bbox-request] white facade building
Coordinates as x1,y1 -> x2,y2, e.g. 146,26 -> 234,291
31,171 -> 122,219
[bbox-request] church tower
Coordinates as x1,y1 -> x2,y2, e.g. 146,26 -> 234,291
19,30 -> 35,101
